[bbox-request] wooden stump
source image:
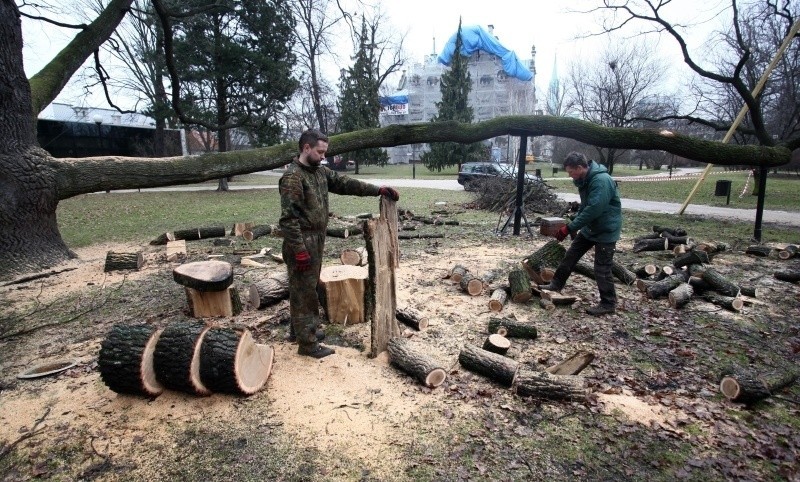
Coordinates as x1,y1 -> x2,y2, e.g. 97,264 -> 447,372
153,321 -> 212,396
703,293 -> 744,312
774,269 -> 800,283
508,269 -> 532,303
248,272 -> 289,309
98,324 -> 164,397
513,368 -> 588,401
104,251 -> 144,272
487,317 -> 538,339
449,264 -> 470,283
701,268 -> 741,297
668,283 -> 694,309
319,265 -> 368,324
458,344 -> 519,387
459,274 -> 484,296
340,246 -> 368,266
184,286 -> 242,318
387,337 -> 446,388
488,288 -> 509,312
546,351 -> 595,375
482,334 -> 511,355
719,367 -> 799,405
173,260 -> 234,292
166,240 -> 187,262
199,327 -> 273,395
396,306 -> 428,330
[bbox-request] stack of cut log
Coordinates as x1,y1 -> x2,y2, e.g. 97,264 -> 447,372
98,321 -> 273,397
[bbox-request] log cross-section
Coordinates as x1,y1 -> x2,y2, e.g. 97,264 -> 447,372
199,327 -> 273,395
387,337 -> 447,388
719,367 -> 799,405
488,288 -> 509,312
482,334 -> 511,355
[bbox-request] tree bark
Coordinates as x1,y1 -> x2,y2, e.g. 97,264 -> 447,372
653,226 -> 687,237
396,305 -> 428,330
522,240 -> 566,273
104,251 -> 144,272
98,324 -> 164,397
458,344 -> 518,387
611,260 -> 637,285
574,259 -> 597,279
199,327 -> 273,395
513,368 -> 588,402
487,317 -> 538,339
387,337 -> 446,388
153,320 -> 212,396
508,269 -> 532,303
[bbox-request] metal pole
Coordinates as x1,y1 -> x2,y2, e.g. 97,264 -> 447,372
513,135 -> 528,235
753,166 -> 768,242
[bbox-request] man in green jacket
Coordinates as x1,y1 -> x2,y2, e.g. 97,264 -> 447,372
539,152 -> 622,316
279,129 -> 399,358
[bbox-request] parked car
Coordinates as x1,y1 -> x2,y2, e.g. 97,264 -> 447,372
457,162 -> 540,190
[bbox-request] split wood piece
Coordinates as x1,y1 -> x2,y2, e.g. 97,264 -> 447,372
150,226 -> 226,245
269,253 -> 284,264
719,367 -> 799,405
104,251 -> 144,272
365,203 -> 401,358
635,264 -> 659,278
380,196 -> 400,268
673,250 -> 710,269
231,222 -> 254,237
185,286 -> 242,318
695,241 -> 729,254
483,334 -> 511,355
778,245 -> 798,260
242,224 -> 281,241
449,264 -> 470,283
199,327 -> 273,395
653,226 -> 687,237
774,269 -> 800,283
173,260 -> 234,292
611,261 -> 637,285
540,290 -> 577,306
459,274 -> 484,296
574,259 -> 596,279
398,233 -> 445,240
387,337 -> 447,388
166,240 -> 187,262
319,265 -> 368,324
98,324 -> 164,397
632,237 -> 668,253
703,293 -> 744,312
340,246 -> 368,266
745,245 -> 774,257
396,306 -> 429,330
539,298 -> 556,311
487,317 -> 538,339
523,240 -> 566,273
458,344 -> 519,387
153,321 -> 212,396
241,258 -> 267,269
701,268 -> 741,297
521,261 -> 544,285
546,351 -> 595,376
488,288 -> 509,312
646,273 -> 688,299
508,269 -> 532,303
248,272 -> 289,309
513,368 -> 588,402
668,283 -> 694,309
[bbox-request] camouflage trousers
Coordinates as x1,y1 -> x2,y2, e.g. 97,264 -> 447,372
283,231 -> 326,351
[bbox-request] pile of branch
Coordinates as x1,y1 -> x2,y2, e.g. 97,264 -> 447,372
468,176 -> 567,216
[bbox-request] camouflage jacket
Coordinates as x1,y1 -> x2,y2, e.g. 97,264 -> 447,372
279,160 -> 380,254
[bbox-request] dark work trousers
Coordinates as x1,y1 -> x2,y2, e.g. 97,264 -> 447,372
551,232 -> 617,307
283,231 -> 326,352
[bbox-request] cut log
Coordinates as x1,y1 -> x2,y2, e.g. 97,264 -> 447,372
672,244 -> 687,255
634,232 -> 662,243
653,226 -> 687,237
778,245 -> 798,260
248,272 -> 289,309
633,237 -> 668,253
745,245 -> 774,257
231,222 -> 254,237
546,351 -> 595,376
703,293 -> 744,312
242,224 -> 280,241
319,265 -> 368,324
687,263 -> 706,277
396,306 -> 428,330
397,233 -> 445,240
539,298 -> 556,311
459,274 -> 484,296
508,269 -> 532,303
150,226 -> 226,245
673,250 -> 710,269
458,344 -> 519,387
774,269 -> 800,283
98,324 -> 164,397
487,317 -> 538,339
387,337 -> 447,388
513,368 -> 588,402
449,264 -> 470,283
656,265 -> 676,280
212,238 -> 234,247
198,327 -> 272,395
488,288 -> 509,312
523,240 -> 566,273
166,240 -> 187,262
701,268 -> 741,297
482,334 -> 511,355
688,276 -> 712,294
612,261 -> 638,285
636,278 -> 655,293
185,286 -> 242,318
340,246 -> 368,266
635,264 -> 659,278
365,198 -> 401,357
668,283 -> 694,309
153,321 -> 212,396
646,273 -> 688,299
173,260 -> 234,292
574,259 -> 597,279
695,241 -> 729,254
540,291 -> 577,305
739,285 -> 759,297
719,367 -> 799,405
104,251 -> 144,272
326,227 -> 350,238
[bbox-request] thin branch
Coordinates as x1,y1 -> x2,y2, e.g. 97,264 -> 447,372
18,12 -> 87,29
0,407 -> 50,459
93,50 -> 139,115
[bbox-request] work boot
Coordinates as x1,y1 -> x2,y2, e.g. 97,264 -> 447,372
538,283 -> 562,293
286,326 -> 325,343
586,304 -> 616,316
298,344 -> 336,359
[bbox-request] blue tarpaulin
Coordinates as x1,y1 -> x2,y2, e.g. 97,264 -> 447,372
437,25 -> 533,82
379,94 -> 409,106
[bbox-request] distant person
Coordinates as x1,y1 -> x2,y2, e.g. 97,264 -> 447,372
279,129 -> 399,358
539,152 -> 622,316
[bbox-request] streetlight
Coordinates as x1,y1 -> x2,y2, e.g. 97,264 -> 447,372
407,150 -> 415,179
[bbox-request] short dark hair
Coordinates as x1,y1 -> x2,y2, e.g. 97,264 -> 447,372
563,151 -> 589,169
298,129 -> 329,152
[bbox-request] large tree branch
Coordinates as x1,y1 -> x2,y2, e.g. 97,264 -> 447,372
27,0 -> 134,115
51,116 -> 792,198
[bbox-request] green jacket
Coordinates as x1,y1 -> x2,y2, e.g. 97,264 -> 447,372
279,160 -> 380,254
566,161 -> 622,243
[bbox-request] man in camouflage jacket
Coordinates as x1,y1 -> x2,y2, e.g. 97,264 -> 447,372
279,129 -> 399,358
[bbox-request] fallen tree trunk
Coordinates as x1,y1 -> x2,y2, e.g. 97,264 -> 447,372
508,269 -> 532,303
668,283 -> 694,309
701,268 -> 741,297
483,334 -> 511,355
488,288 -> 509,312
153,321 -> 212,396
513,368 -> 588,402
673,250 -> 710,269
396,306 -> 429,330
458,344 -> 519,387
248,272 -> 289,309
719,367 -> 799,405
487,317 -> 538,339
387,337 -> 447,388
774,269 -> 800,283
199,328 -> 273,395
703,293 -> 744,312
546,351 -> 595,376
98,324 -> 164,397
104,251 -> 144,272
150,226 -> 226,245
739,285 -> 759,298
